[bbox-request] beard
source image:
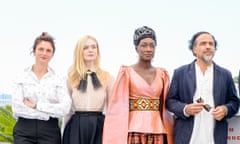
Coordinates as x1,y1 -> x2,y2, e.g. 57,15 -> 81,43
202,55 -> 213,63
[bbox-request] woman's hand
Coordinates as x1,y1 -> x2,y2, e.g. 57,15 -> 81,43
23,98 -> 37,109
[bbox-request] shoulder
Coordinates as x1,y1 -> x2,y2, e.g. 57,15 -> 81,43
156,67 -> 170,80
101,69 -> 114,80
214,62 -> 232,77
175,63 -> 192,72
119,65 -> 131,71
111,65 -> 132,80
157,67 -> 169,73
14,66 -> 32,84
174,61 -> 195,73
113,65 -> 132,74
48,67 -> 67,85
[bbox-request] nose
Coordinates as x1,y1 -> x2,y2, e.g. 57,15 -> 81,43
146,45 -> 154,51
206,42 -> 214,48
42,50 -> 48,54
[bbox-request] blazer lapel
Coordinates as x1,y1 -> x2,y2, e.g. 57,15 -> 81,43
213,63 -> 220,106
187,61 -> 197,101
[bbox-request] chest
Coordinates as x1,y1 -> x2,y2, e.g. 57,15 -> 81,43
135,70 -> 156,85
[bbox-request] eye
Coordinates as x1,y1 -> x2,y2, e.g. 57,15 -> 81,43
91,45 -> 97,49
149,44 -> 155,48
199,42 -> 206,46
46,48 -> 53,53
83,46 -> 89,50
139,44 -> 155,49
37,47 -> 44,51
140,44 -> 147,48
209,42 -> 214,46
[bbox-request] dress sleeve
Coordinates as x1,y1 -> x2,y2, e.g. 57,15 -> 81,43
160,68 -> 174,144
103,66 -> 130,144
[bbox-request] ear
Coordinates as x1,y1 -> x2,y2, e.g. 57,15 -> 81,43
135,46 -> 138,52
135,47 -> 141,55
192,47 -> 197,56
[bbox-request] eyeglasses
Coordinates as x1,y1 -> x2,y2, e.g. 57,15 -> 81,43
196,97 -> 212,112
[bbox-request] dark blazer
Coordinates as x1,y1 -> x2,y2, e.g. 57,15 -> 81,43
166,60 -> 240,144
238,70 -> 240,95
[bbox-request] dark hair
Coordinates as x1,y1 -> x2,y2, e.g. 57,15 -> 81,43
133,26 -> 156,46
188,31 -> 218,56
32,32 -> 55,54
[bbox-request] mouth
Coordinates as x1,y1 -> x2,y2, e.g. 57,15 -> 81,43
88,54 -> 95,57
40,57 -> 48,60
144,53 -> 153,56
204,50 -> 213,54
144,55 -> 153,58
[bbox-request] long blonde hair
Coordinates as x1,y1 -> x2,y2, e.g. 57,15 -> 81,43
68,35 -> 109,88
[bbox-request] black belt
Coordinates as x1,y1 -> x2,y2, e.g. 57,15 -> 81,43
74,111 -> 102,116
18,117 -> 58,123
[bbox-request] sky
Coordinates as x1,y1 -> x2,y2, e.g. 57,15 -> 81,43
0,0 -> 240,94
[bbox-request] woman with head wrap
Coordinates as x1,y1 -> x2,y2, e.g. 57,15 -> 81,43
103,26 -> 174,144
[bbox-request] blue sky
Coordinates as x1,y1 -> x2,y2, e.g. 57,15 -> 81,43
0,0 -> 240,94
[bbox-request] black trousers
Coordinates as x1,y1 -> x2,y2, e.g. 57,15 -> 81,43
13,117 -> 61,144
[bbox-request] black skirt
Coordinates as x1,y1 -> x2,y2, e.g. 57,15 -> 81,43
62,111 -> 104,144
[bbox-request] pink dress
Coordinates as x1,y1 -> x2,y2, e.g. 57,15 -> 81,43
103,66 -> 174,144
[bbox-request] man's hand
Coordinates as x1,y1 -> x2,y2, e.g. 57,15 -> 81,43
185,103 -> 204,115
211,106 -> 227,121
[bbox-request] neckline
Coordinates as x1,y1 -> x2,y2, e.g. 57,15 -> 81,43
130,66 -> 157,87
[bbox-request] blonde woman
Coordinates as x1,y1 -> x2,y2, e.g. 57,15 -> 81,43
62,35 -> 114,144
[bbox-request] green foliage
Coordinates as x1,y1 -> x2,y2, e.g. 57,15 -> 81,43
233,76 -> 238,84
0,105 -> 16,143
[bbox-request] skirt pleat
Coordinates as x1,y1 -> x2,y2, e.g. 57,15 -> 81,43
63,112 -> 104,144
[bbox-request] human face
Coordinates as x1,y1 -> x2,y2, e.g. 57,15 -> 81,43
136,38 -> 155,61
34,41 -> 54,65
193,34 -> 216,63
83,38 -> 98,63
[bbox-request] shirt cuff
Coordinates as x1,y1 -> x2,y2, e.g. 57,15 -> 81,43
183,105 -> 190,117
223,105 -> 228,116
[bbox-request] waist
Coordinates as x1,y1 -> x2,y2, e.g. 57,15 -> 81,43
74,111 -> 103,116
129,98 -> 160,111
18,117 -> 58,123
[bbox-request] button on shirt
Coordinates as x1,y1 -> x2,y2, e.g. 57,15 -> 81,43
190,64 -> 215,144
12,66 -> 71,121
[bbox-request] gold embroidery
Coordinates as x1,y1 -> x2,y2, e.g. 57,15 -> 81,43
129,98 -> 160,111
